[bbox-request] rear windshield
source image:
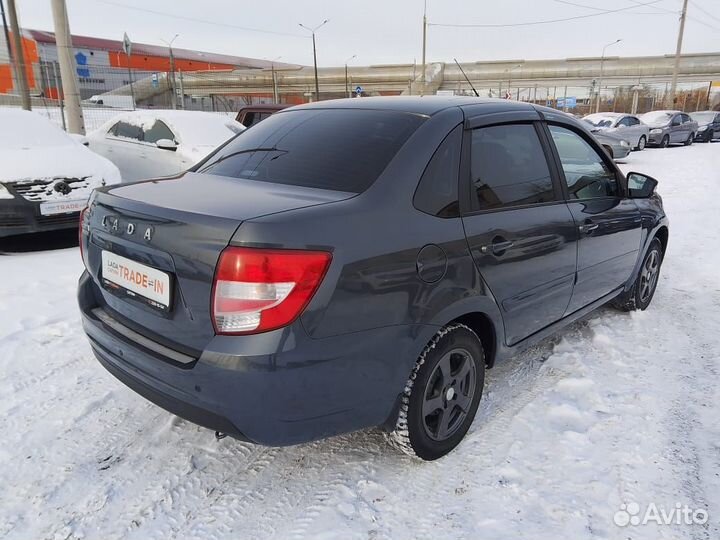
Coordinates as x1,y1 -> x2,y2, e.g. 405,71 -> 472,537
197,109 -> 424,193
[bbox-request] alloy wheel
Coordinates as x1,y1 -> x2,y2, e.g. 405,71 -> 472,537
422,348 -> 476,441
639,249 -> 660,303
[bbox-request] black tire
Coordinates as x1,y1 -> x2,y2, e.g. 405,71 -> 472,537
614,238 -> 663,312
636,135 -> 646,151
660,135 -> 670,148
390,324 -> 485,461
684,133 -> 694,146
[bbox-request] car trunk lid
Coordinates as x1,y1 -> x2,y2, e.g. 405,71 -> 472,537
84,172 -> 353,352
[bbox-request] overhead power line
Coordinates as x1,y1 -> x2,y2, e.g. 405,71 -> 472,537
95,0 -> 307,38
690,0 -> 720,24
429,0 -> 666,28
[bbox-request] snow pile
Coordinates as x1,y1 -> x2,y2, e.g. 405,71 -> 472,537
0,144 -> 718,540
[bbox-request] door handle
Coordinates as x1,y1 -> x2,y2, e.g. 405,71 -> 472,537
480,239 -> 514,255
578,223 -> 599,234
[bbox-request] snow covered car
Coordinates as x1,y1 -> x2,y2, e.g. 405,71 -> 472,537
87,110 -> 245,182
0,109 -> 121,238
583,112 -> 650,151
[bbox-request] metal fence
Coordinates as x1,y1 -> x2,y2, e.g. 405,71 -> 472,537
2,62 -> 718,132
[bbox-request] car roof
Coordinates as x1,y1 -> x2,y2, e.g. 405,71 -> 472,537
238,104 -> 288,112
291,96 -> 537,116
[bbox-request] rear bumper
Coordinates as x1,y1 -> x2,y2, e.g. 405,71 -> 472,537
0,198 -> 79,238
78,271 -> 424,446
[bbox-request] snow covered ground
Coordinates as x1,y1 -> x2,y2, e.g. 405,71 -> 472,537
1,143 -> 719,540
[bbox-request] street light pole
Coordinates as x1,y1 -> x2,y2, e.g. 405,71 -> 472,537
6,0 -> 31,110
161,34 -> 179,109
344,54 -> 356,98
668,0 -> 689,108
299,20 -> 328,102
421,0 -> 427,96
596,39 -> 621,113
265,55 -> 281,103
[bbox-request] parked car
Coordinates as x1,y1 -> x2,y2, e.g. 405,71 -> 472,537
87,110 -> 244,181
640,110 -> 698,147
690,111 -> 720,142
79,97 -> 668,460
588,127 -> 633,160
583,112 -> 650,150
0,109 -> 120,238
86,95 -> 135,109
235,104 -> 289,128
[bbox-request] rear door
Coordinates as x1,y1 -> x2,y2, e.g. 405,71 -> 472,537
104,121 -> 151,181
545,123 -> 642,314
669,114 -> 686,143
461,118 -> 578,346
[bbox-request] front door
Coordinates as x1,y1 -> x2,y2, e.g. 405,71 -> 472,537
546,124 -> 642,314
462,122 -> 577,346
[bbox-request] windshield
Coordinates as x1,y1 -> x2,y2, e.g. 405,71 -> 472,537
640,111 -> 673,125
584,115 -> 615,128
0,111 -> 73,148
198,109 -> 424,193
690,112 -> 715,123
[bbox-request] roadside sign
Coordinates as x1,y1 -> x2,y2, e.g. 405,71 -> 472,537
355,86 -> 363,96
151,73 -> 159,88
122,32 -> 132,57
557,96 -> 577,108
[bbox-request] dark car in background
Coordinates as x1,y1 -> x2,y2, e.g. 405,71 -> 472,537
79,97 -> 668,460
690,111 -> 720,142
235,104 -> 289,128
640,110 -> 698,147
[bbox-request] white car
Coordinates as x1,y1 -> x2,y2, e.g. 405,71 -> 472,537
0,108 -> 121,238
87,110 -> 245,181
583,113 -> 650,151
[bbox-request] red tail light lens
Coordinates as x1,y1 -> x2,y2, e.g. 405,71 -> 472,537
212,247 -> 332,335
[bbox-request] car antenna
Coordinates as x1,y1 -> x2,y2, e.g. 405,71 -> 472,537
454,58 -> 479,97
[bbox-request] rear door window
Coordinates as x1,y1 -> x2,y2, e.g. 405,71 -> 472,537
469,123 -> 556,211
413,125 -> 462,217
199,109 -> 424,193
110,121 -> 143,141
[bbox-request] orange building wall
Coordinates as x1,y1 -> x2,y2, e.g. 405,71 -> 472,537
108,51 -> 235,72
0,33 -> 39,94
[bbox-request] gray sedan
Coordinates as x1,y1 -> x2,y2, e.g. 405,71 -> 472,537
640,110 -> 698,147
583,112 -> 650,151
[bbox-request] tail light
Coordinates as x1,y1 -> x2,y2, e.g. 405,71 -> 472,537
79,206 -> 89,264
212,247 -> 332,335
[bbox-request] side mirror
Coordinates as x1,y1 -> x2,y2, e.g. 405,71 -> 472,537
627,172 -> 658,198
155,138 -> 177,151
69,133 -> 89,146
671,118 -> 681,126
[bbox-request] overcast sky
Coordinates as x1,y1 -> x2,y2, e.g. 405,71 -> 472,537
13,0 -> 720,66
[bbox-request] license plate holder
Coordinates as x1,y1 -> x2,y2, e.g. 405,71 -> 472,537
101,251 -> 172,313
